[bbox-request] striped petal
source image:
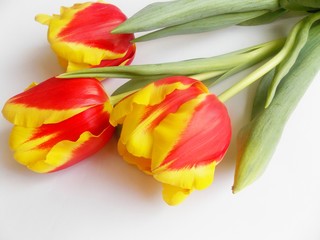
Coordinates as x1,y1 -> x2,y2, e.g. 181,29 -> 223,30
110,76 -> 207,126
2,77 -> 108,127
10,103 -> 114,173
151,94 -> 230,205
66,44 -> 136,72
112,76 -> 232,205
118,140 -> 152,174
153,94 -> 231,171
36,2 -> 135,72
157,163 -> 216,205
111,77 -> 206,170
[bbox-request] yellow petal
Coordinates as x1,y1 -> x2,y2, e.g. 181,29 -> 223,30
118,141 -> 152,174
9,125 -> 53,165
110,78 -> 204,127
9,113 -> 114,173
162,184 -> 192,206
151,94 -> 207,170
154,162 -> 216,191
3,103 -> 89,128
51,42 -> 125,67
27,128 -> 111,173
35,14 -> 52,25
66,61 -> 90,72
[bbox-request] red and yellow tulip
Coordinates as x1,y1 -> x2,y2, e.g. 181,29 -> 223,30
36,2 -> 136,72
110,76 -> 232,205
2,77 -> 114,173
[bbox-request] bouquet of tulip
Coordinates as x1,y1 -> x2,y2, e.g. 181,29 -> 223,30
2,1 -> 320,206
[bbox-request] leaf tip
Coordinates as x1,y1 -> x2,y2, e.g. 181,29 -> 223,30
232,181 -> 246,194
111,23 -> 133,34
264,98 -> 272,108
111,27 -> 122,34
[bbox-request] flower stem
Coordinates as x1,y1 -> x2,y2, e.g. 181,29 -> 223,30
190,70 -> 225,81
218,20 -> 304,102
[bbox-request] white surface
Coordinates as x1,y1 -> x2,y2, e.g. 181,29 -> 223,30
1,1 -> 320,240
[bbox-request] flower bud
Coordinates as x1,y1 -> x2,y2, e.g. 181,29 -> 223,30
2,77 -> 114,173
111,76 -> 231,205
36,2 -> 136,72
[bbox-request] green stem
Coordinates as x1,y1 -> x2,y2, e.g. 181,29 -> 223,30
59,37 -> 284,80
190,70 -> 225,81
217,20 -> 303,102
265,11 -> 320,107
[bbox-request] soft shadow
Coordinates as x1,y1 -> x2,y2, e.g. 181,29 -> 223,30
98,136 -> 161,200
29,44 -> 63,77
0,125 -> 28,175
12,44 -> 63,87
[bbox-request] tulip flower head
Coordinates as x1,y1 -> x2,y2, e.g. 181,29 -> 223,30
110,76 -> 232,205
36,2 -> 136,72
2,77 -> 115,173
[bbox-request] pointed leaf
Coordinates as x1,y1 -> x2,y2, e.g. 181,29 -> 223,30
239,9 -> 288,26
265,12 -> 320,107
134,10 -> 267,42
113,0 -> 279,33
280,0 -> 320,10
233,24 -> 320,193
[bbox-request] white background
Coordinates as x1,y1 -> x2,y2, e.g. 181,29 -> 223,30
1,1 -> 320,239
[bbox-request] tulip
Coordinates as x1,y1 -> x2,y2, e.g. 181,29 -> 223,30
110,76 -> 231,205
36,2 -> 136,72
2,77 -> 114,173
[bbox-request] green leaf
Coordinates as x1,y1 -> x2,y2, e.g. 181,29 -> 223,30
239,8 -> 288,26
112,0 -> 280,33
280,0 -> 320,11
265,12 -> 320,107
134,10 -> 268,42
217,14 -> 302,103
250,71 -> 275,119
232,23 -> 320,193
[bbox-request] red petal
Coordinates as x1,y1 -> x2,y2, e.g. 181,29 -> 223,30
58,3 -> 134,53
9,77 -> 108,110
161,94 -> 231,170
141,85 -> 204,130
95,44 -> 136,68
49,124 -> 114,172
31,104 -> 113,150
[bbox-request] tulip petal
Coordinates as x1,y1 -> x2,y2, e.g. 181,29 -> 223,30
162,183 -> 192,206
2,77 -> 108,127
30,126 -> 114,173
151,94 -> 230,202
152,94 -> 231,170
118,140 -> 152,174
111,76 -> 231,205
9,104 -> 114,172
154,162 -> 216,191
66,44 -> 136,72
120,104 -> 154,159
95,44 -> 137,67
110,76 -> 207,126
36,2 -> 135,70
151,95 -> 204,170
114,78 -> 205,162
52,42 -> 125,68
